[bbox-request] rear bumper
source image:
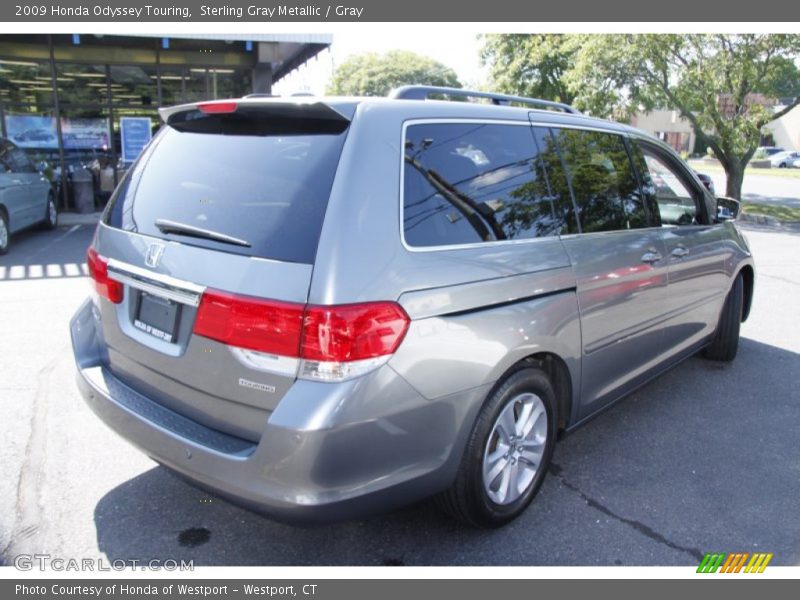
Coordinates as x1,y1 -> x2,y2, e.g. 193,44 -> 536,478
70,299 -> 486,523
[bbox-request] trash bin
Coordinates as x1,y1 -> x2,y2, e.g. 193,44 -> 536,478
72,168 -> 95,214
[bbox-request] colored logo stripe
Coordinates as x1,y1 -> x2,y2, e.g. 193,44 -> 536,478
745,553 -> 773,573
697,552 -> 773,573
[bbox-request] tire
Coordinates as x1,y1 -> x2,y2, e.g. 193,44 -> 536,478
437,366 -> 557,527
0,211 -> 9,255
703,274 -> 743,362
41,193 -> 58,230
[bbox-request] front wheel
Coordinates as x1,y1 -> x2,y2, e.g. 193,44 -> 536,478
41,194 -> 58,230
0,211 -> 9,255
437,366 -> 557,527
703,274 -> 743,362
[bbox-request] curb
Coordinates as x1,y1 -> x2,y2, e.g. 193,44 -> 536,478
739,212 -> 800,232
739,212 -> 782,227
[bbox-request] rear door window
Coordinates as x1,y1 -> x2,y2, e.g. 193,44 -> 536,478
550,128 -> 650,233
403,122 -> 562,248
104,110 -> 349,264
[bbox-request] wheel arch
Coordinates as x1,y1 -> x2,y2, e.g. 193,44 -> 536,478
738,265 -> 754,322
504,352 -> 573,433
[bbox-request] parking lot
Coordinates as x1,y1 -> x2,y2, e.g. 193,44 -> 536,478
1,219 -> 798,567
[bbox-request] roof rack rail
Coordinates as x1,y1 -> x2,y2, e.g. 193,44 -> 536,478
389,85 -> 581,115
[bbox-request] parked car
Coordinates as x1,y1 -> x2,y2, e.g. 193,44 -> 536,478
694,172 -> 716,195
0,137 -> 58,254
769,150 -> 800,168
70,87 -> 755,527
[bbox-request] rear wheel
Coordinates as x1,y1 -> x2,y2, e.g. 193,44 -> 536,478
41,193 -> 58,230
437,366 -> 556,527
0,211 -> 9,255
703,274 -> 743,362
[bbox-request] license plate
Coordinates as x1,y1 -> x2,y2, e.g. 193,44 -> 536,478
134,292 -> 180,343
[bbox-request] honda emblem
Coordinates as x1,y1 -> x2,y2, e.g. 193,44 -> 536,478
145,243 -> 165,268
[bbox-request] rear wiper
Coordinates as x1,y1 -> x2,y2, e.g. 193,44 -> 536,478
154,219 -> 251,248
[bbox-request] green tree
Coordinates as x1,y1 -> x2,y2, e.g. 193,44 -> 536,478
480,34 -> 577,104
569,34 -> 800,199
327,50 -> 460,97
481,34 -> 800,200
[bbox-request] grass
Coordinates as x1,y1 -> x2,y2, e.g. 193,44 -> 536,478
688,160 -> 800,179
742,202 -> 800,222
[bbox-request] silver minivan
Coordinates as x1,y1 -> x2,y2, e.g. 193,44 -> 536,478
0,137 -> 58,254
70,87 -> 754,526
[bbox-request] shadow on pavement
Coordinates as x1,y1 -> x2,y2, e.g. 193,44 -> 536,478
93,338 -> 800,566
0,224 -> 94,281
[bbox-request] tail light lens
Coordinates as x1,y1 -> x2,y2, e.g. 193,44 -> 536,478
87,247 -> 123,304
194,290 -> 304,357
193,289 -> 410,382
301,303 -> 409,362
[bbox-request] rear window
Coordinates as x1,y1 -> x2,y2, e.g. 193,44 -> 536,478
104,117 -> 348,264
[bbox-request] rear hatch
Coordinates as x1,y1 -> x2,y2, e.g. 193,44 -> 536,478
90,99 -> 353,442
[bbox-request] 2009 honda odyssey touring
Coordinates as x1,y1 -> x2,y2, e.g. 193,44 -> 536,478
70,86 -> 754,527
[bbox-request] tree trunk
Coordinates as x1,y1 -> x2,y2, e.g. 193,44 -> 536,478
722,160 -> 745,200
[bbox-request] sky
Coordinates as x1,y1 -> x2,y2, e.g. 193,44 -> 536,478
272,31 -> 487,95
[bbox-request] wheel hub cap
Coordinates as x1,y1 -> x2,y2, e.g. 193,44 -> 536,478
482,392 -> 548,505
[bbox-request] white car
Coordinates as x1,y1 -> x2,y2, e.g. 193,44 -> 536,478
769,150 -> 800,168
0,137 -> 58,254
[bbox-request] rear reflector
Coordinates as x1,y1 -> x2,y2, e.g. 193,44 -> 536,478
193,289 -> 410,370
197,101 -> 238,114
87,247 -> 123,304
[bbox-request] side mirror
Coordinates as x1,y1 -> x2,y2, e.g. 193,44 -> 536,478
716,196 -> 741,221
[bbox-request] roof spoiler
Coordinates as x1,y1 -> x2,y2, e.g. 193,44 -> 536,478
158,98 -> 354,125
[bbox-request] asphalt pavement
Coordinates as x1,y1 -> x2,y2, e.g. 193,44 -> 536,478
0,220 -> 798,567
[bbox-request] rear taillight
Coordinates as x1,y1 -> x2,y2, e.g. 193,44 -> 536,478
87,247 -> 123,304
194,290 -> 304,357
193,289 -> 410,382
301,303 -> 409,361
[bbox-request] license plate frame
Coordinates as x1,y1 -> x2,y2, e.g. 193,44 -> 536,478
133,291 -> 181,343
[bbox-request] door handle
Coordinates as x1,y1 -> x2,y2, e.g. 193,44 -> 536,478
671,246 -> 689,259
641,249 -> 663,264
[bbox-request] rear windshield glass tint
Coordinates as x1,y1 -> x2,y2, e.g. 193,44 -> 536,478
104,122 -> 348,264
